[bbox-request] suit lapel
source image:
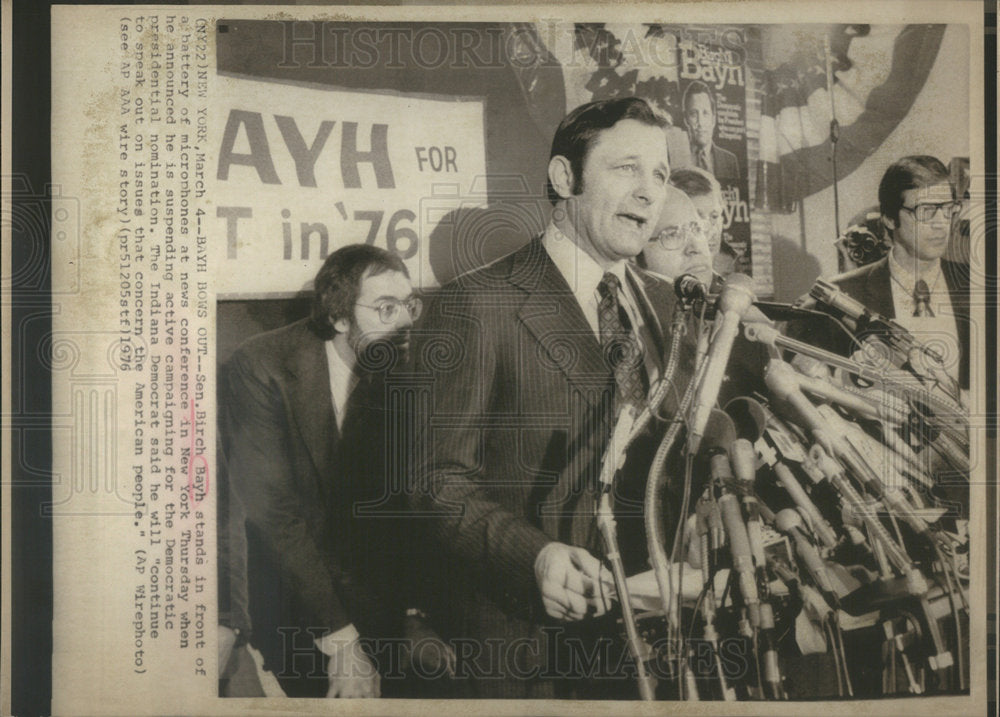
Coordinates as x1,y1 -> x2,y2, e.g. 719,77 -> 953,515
867,258 -> 895,319
942,259 -> 971,388
511,238 -> 611,407
285,324 -> 337,481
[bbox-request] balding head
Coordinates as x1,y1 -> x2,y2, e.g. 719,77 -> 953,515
641,186 -> 713,284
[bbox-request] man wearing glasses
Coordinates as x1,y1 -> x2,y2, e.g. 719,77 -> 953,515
640,184 -> 715,287
221,244 -> 451,698
668,167 -> 749,282
791,155 -> 970,391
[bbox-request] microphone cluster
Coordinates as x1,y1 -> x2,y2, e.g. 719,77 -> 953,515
643,273 -> 971,701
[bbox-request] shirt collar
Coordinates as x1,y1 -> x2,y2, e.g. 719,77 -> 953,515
542,222 -> 628,300
888,249 -> 942,290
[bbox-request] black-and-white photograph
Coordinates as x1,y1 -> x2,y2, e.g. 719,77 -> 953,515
4,3 -> 994,716
212,16 -> 979,703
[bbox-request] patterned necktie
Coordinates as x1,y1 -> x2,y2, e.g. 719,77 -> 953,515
597,273 -> 648,414
913,279 -> 935,317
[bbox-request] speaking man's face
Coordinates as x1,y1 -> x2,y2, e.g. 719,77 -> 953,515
685,92 -> 716,151
566,119 -> 670,267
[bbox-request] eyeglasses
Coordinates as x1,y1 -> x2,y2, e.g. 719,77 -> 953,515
899,201 -> 961,222
356,296 -> 423,325
653,221 -> 705,251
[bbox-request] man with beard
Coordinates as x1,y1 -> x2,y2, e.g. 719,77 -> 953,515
221,244 -> 451,698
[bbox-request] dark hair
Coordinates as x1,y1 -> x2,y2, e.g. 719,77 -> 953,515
682,81 -> 716,116
878,155 -> 951,224
309,244 -> 408,339
546,97 -> 666,204
669,167 -> 720,200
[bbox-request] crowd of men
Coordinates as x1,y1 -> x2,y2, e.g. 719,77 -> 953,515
217,96 -> 969,700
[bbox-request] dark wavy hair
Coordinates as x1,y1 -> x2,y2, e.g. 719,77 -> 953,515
546,97 -> 666,204
878,155 -> 951,224
309,244 -> 408,340
682,81 -> 716,117
669,166 -> 721,200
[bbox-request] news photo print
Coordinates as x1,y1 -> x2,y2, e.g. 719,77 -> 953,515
6,2 -> 991,715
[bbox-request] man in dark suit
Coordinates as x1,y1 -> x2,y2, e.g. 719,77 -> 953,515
221,245 -> 446,698
411,98 -> 700,699
782,156 -> 970,698
788,155 -> 970,392
682,81 -> 740,186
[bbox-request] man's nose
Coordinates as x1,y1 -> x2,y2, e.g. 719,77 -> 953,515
396,304 -> 416,329
634,172 -> 662,205
685,231 -> 711,257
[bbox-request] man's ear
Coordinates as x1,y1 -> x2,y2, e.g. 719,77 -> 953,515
881,214 -> 896,235
333,316 -> 351,334
548,155 -> 575,200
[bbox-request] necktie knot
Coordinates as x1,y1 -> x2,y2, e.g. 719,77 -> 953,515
913,279 -> 935,317
598,272 -> 621,300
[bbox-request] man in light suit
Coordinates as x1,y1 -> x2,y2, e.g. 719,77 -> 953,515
221,245 -> 447,698
682,81 -> 740,186
411,97 -> 699,699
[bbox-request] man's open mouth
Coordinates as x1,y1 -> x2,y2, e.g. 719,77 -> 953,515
618,213 -> 647,230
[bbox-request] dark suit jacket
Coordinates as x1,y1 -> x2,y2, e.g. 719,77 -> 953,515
709,143 -> 740,185
220,319 -> 406,683
410,237 -> 699,698
787,257 -> 970,390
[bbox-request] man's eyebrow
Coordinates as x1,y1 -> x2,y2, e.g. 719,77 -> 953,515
369,293 -> 413,302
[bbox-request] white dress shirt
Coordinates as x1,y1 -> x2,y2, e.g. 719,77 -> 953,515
887,251 -> 961,383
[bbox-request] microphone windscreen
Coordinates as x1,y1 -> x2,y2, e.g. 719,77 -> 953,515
674,273 -> 707,303
774,508 -> 803,534
724,396 -> 768,441
701,409 -> 737,454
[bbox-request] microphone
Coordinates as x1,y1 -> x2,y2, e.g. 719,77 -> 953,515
763,359 -> 842,457
704,412 -> 760,616
774,508 -> 839,606
810,279 -> 949,370
675,274 -> 774,325
772,462 -> 839,550
674,273 -> 708,304
729,438 -> 770,596
688,273 -> 757,454
790,355 -> 907,424
767,360 -> 926,534
809,278 -> 879,329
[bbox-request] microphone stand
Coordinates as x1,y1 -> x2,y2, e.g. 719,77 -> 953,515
824,34 -> 842,242
595,407 -> 656,701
